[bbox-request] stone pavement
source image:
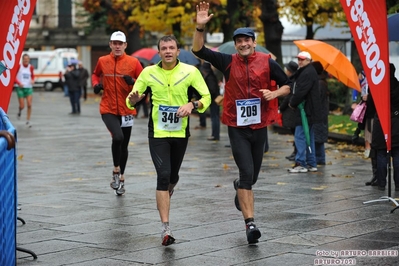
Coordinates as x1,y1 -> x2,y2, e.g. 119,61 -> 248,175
8,90 -> 399,266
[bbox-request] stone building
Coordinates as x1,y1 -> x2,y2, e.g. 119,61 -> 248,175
25,0 -> 111,87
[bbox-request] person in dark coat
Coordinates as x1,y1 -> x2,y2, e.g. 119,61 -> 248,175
200,62 -> 221,140
288,51 -> 323,173
78,61 -> 89,101
311,61 -> 329,165
64,62 -> 81,114
363,90 -> 377,186
372,63 -> 399,191
279,61 -> 298,160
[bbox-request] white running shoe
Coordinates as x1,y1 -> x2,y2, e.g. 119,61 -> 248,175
110,172 -> 120,190
161,226 -> 175,246
288,164 -> 308,173
115,181 -> 125,195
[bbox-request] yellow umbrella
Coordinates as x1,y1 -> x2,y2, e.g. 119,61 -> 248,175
293,40 -> 360,91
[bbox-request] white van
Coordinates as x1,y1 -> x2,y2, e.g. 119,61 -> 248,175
23,48 -> 79,91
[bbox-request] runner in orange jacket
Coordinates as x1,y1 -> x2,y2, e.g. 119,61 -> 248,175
92,31 -> 143,195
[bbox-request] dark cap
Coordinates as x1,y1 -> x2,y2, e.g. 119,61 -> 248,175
284,61 -> 298,73
233,28 -> 255,40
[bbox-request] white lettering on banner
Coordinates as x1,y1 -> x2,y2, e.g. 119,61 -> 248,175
346,0 -> 385,85
0,0 -> 31,87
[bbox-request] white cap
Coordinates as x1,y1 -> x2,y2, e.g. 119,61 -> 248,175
110,31 -> 126,42
296,51 -> 311,60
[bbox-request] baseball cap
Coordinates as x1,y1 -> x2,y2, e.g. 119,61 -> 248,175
233,28 -> 255,40
110,31 -> 126,42
284,61 -> 298,73
296,51 -> 311,60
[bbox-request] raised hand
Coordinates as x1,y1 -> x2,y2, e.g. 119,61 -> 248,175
196,1 -> 214,26
127,91 -> 145,106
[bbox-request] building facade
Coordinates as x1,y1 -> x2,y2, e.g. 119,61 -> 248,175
25,0 -> 110,83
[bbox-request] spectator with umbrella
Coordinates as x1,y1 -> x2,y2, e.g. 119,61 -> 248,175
287,51 -> 323,173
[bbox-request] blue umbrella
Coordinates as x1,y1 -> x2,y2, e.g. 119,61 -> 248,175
151,49 -> 200,66
68,59 -> 79,65
388,13 -> 399,42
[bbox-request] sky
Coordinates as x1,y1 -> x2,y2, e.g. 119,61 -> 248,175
280,17 -> 302,34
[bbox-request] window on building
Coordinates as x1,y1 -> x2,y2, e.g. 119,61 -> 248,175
58,0 -> 72,28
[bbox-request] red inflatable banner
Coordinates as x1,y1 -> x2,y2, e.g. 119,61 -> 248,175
0,0 -> 36,112
340,0 -> 390,150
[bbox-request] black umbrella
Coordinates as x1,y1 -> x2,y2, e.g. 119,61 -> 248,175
216,41 -> 276,59
151,49 -> 200,66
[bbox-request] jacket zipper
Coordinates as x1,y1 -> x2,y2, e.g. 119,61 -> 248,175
114,56 -> 119,114
245,58 -> 250,98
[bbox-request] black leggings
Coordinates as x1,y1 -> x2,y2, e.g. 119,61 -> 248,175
101,114 -> 132,175
149,138 -> 188,191
228,126 -> 268,189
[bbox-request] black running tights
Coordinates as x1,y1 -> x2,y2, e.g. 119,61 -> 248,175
101,114 -> 132,175
149,137 -> 188,191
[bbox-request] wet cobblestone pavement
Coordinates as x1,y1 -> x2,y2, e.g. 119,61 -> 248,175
9,91 -> 399,266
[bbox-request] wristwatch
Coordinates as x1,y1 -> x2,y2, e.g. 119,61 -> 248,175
192,101 -> 199,110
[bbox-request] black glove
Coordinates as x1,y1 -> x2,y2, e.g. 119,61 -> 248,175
93,84 -> 103,94
123,75 -> 135,85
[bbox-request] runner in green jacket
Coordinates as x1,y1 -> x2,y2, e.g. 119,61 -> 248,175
126,35 -> 210,246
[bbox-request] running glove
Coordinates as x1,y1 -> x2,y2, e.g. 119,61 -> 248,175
123,75 -> 135,85
93,84 -> 103,94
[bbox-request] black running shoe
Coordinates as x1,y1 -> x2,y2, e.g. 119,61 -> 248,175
233,179 -> 241,211
246,222 -> 261,244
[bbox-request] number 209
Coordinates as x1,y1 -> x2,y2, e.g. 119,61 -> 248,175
240,106 -> 257,117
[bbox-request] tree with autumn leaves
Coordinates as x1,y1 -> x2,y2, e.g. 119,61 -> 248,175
81,0 -> 346,64
82,0 -> 225,53
82,0 -> 270,53
81,0 -> 397,65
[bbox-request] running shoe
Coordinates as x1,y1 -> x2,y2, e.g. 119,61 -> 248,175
110,171 -> 120,190
285,152 -> 296,161
233,179 -> 241,211
115,180 -> 125,195
17,112 -> 21,120
246,222 -> 261,244
161,226 -> 175,246
288,163 -> 308,173
307,166 -> 318,172
26,121 -> 32,128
